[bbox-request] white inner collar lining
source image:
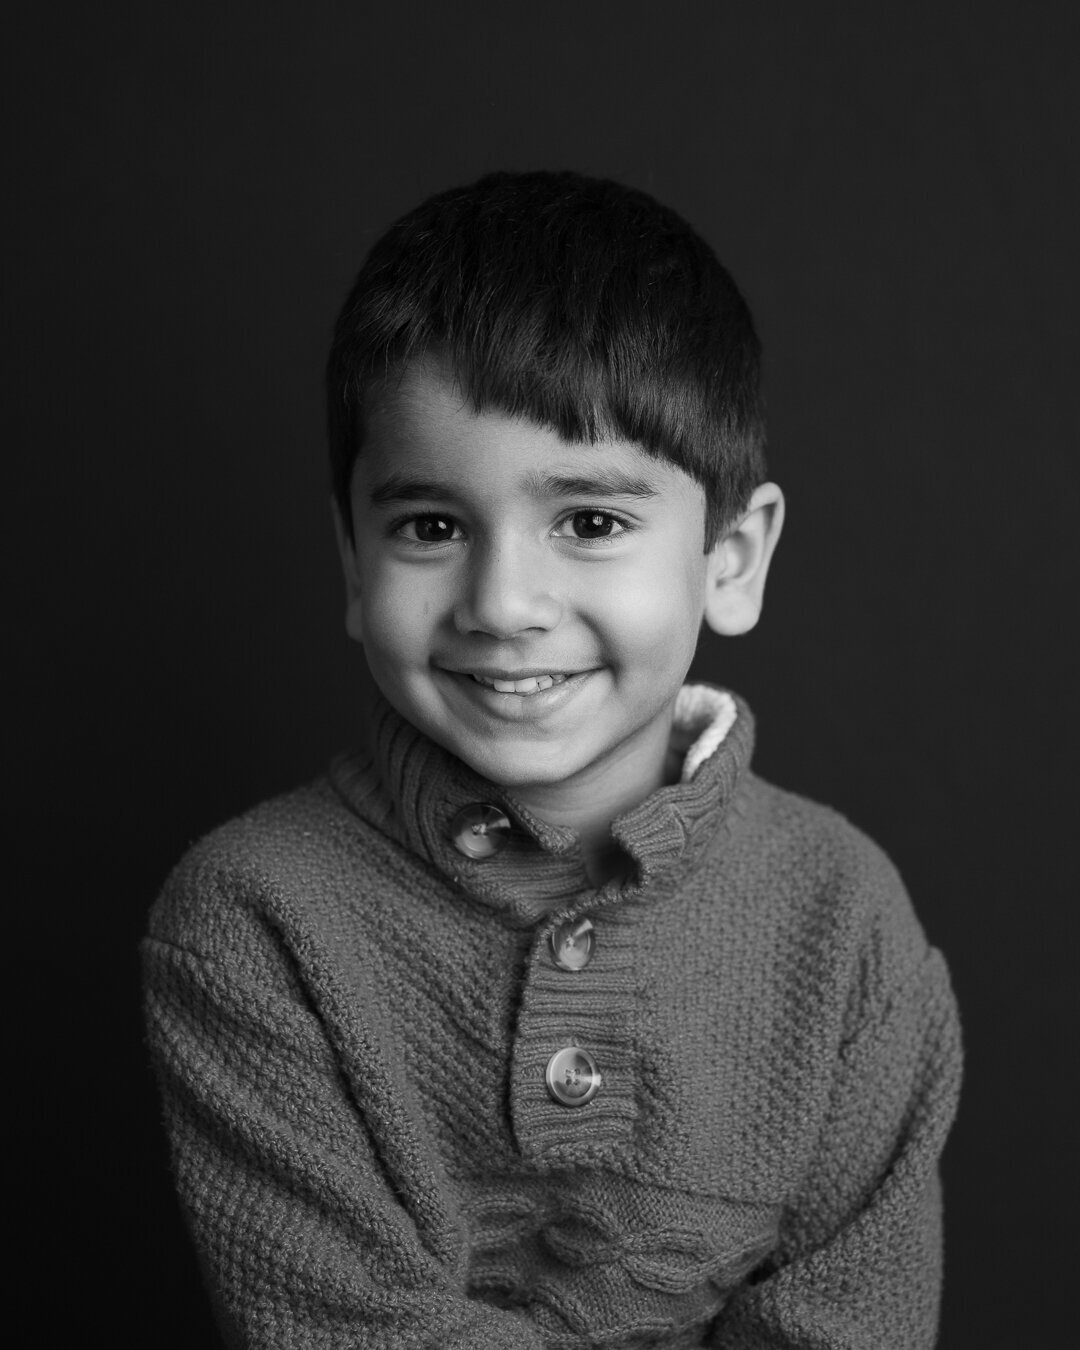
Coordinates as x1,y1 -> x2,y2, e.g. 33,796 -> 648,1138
674,685 -> 738,782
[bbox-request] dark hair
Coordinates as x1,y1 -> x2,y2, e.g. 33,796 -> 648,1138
327,170 -> 766,548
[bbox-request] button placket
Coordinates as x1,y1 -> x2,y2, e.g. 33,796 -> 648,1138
544,916 -> 600,1106
512,911 -> 641,1152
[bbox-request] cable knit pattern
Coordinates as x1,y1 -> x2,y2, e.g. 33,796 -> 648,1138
143,687 -> 961,1348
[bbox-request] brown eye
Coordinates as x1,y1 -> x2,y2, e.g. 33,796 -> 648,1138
411,515 -> 456,542
571,511 -> 617,538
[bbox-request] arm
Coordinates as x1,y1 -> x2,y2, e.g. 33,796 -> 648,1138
711,944 -> 962,1349
143,883 -> 546,1350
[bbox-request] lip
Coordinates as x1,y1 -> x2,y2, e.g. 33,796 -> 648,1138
439,666 -> 598,720
450,666 -> 578,681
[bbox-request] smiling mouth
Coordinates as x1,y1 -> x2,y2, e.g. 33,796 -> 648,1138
469,672 -> 571,695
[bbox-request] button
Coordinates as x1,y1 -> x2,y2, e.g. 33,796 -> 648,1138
545,1047 -> 601,1107
550,918 -> 595,971
449,804 -> 512,859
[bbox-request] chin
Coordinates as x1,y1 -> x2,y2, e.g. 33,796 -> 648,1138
448,734 -> 589,791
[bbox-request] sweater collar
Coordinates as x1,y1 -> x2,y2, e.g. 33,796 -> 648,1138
331,684 -> 755,926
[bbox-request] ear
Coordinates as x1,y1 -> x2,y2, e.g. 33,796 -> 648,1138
702,482 -> 785,636
332,499 -> 366,644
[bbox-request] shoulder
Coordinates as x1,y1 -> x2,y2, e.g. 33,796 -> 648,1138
743,774 -> 909,892
146,760 -> 405,960
727,773 -> 935,1007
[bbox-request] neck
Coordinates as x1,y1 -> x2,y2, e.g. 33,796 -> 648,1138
511,738 -> 684,886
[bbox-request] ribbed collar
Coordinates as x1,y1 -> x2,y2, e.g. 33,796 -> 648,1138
330,684 -> 755,927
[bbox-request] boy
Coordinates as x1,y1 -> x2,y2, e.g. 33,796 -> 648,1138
143,171 -> 961,1348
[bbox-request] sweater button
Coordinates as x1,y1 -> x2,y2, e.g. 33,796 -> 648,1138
545,1047 -> 601,1106
550,918 -> 595,971
449,804 -> 512,859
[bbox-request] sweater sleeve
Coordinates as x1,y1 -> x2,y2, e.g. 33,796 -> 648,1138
142,868 -> 546,1350
709,938 -> 962,1350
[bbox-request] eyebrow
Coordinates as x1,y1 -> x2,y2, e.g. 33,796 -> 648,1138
368,468 -> 660,507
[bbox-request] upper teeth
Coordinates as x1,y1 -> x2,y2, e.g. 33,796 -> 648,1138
473,673 -> 568,694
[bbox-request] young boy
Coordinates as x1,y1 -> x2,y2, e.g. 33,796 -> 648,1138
143,171 -> 961,1348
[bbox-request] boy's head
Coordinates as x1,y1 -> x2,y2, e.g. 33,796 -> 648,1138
327,170 -> 767,551
329,171 -> 783,827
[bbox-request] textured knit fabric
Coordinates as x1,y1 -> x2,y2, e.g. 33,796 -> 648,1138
143,687 -> 962,1349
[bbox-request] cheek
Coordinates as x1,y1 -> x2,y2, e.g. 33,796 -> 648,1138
356,560 -> 435,663
592,556 -> 706,671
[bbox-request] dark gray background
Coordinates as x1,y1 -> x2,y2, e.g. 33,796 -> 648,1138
11,2 -> 1077,1342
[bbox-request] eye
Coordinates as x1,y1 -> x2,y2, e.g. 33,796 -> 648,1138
560,510 -> 627,540
398,514 -> 460,543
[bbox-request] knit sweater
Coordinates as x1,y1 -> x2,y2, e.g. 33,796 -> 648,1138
143,686 -> 962,1349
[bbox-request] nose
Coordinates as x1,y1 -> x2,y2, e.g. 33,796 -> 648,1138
453,537 -> 563,638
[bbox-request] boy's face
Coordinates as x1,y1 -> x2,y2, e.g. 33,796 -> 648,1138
339,361 -> 725,811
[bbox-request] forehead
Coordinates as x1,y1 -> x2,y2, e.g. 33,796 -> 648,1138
357,360 -> 705,508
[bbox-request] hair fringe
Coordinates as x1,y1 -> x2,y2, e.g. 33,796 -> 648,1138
328,170 -> 766,548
